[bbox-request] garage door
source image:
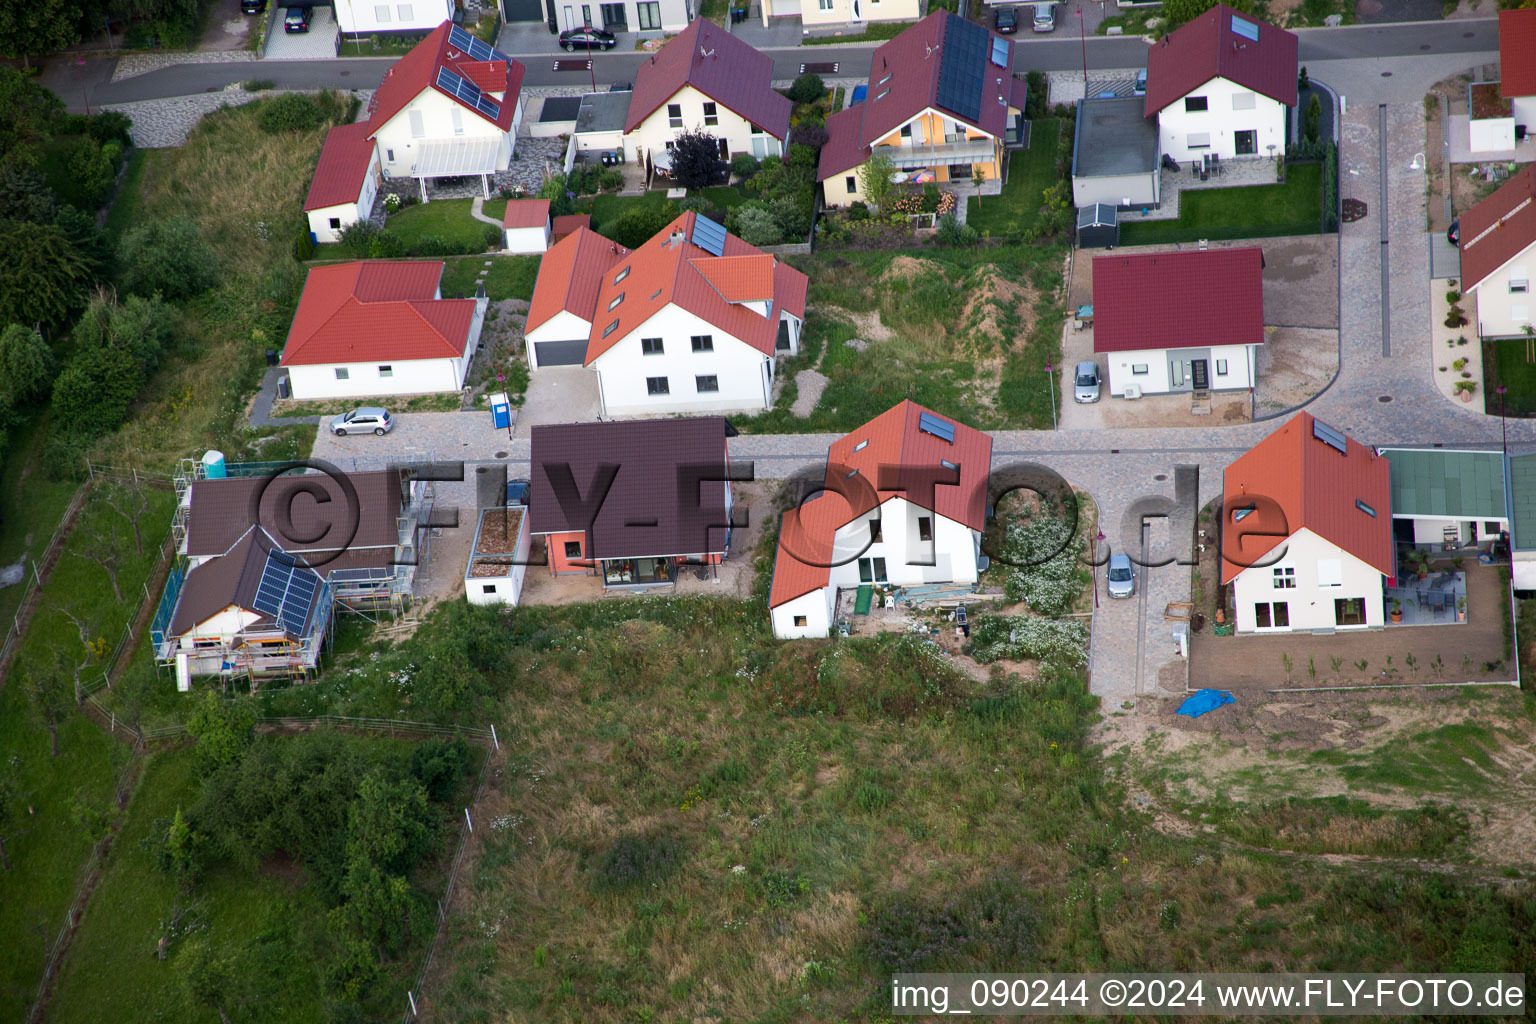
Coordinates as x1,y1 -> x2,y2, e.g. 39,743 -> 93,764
534,340 -> 588,366
504,0 -> 546,22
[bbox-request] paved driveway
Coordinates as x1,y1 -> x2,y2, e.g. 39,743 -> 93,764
519,367 -> 602,429
263,5 -> 338,60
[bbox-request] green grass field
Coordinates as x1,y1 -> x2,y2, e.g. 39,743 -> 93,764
579,186 -> 749,235
383,198 -> 503,251
965,119 -> 1062,239
0,414 -> 81,630
1119,162 -> 1324,245
438,252 -> 540,302
1484,337 -> 1536,417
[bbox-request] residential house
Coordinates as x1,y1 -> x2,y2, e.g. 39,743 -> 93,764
553,0 -> 690,35
1143,4 -> 1297,164
1458,163 -> 1536,340
622,20 -> 791,172
365,23 -> 526,199
1379,447 -> 1508,550
280,261 -> 487,400
334,0 -> 453,35
1222,413 -> 1393,633
818,12 -> 1025,207
304,121 -> 383,244
1091,247 -> 1265,397
760,0 -> 919,33
527,417 -> 734,589
769,401 -> 992,639
1071,96 -> 1160,210
523,213 -> 808,417
1499,9 -> 1536,135
503,198 -> 552,253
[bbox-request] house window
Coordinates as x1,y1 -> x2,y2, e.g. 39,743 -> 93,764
876,88 -> 890,101
608,293 -> 624,310
703,102 -> 718,126
451,106 -> 464,135
1215,359 -> 1228,375
329,217 -> 342,229
845,175 -> 857,192
379,365 -> 393,377
614,266 -> 630,284
408,110 -> 425,138
1485,521 -> 1502,533
1184,96 -> 1208,112
1187,133 -> 1211,149
878,74 -> 891,86
696,374 -> 719,392
691,334 -> 713,352
564,540 -> 583,559
818,0 -> 832,9
1512,267 -> 1529,293
858,556 -> 888,582
647,376 -> 669,395
1272,566 -> 1295,589
900,124 -> 912,138
385,148 -> 395,162
1514,304 -> 1531,322
1231,91 -> 1255,110
1232,504 -> 1255,522
1254,601 -> 1289,628
918,516 -> 933,542
1131,363 -> 1148,374
481,583 -> 496,594
1355,499 -> 1376,517
636,0 -> 661,27
853,439 -> 869,452
1334,597 -> 1365,625
667,103 -> 683,128
641,337 -> 663,354
334,368 -> 350,380
793,615 -> 808,626
948,163 -> 973,180
397,2 -> 412,17
1317,559 -> 1343,588
375,4 -> 390,19
718,138 -> 730,160
869,520 -> 882,542
602,319 -> 619,338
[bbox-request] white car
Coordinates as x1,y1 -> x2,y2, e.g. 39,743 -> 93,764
329,407 -> 394,436
1107,553 -> 1135,599
1074,361 -> 1101,404
1032,2 -> 1055,32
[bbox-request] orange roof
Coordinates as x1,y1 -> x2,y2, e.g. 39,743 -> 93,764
503,198 -> 551,229
280,261 -> 476,366
303,121 -> 377,212
1220,412 -> 1393,585
460,59 -> 511,92
525,227 -> 629,334
552,213 -> 591,240
583,212 -> 809,363
367,22 -> 525,136
768,401 -> 992,607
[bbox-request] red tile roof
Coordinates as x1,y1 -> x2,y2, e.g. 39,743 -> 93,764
502,198 -> 551,229
769,401 -> 992,606
1500,9 -> 1536,99
525,227 -> 628,334
367,22 -> 526,136
1144,4 -> 1298,115
692,254 -> 775,301
582,212 -> 808,363
280,261 -> 476,366
1092,247 -> 1265,354
1459,163 -> 1536,291
819,12 -> 1016,181
624,19 -> 791,140
551,213 -> 591,240
304,121 -> 377,212
1220,412 -> 1392,585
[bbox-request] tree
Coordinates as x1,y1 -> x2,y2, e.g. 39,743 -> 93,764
20,651 -> 73,757
606,201 -> 680,250
66,135 -> 118,208
119,218 -> 218,302
0,220 -> 93,330
0,68 -> 64,151
347,771 -> 433,873
186,689 -> 256,776
179,939 -> 249,1024
51,203 -> 112,280
786,72 -> 824,105
50,344 -> 141,436
858,153 -> 896,213
0,324 -> 57,410
1304,93 -> 1322,144
0,0 -> 81,69
669,128 -> 727,190
536,172 -> 575,217
972,166 -> 987,206
789,121 -> 829,151
162,807 -> 200,887
0,162 -> 58,223
733,203 -> 782,247
332,854 -> 414,955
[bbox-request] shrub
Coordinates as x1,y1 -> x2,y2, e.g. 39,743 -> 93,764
607,201 -> 680,249
935,214 -> 979,247
789,121 -> 829,150
367,229 -> 405,258
293,227 -> 315,261
258,92 -> 326,134
787,142 -> 818,170
412,234 -> 454,257
730,153 -> 761,181
482,221 -> 503,251
767,195 -> 811,240
409,738 -> 473,801
787,72 -> 825,105
967,614 -> 1089,666
592,832 -> 684,891
120,217 -> 218,301
87,110 -> 133,147
67,135 -> 116,208
242,79 -> 276,92
867,879 -> 1040,973
734,203 -> 783,246
598,167 -> 624,192
848,201 -> 869,221
998,511 -> 1088,615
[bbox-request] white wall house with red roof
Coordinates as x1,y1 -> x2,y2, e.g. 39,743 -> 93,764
769,401 -> 992,639
280,261 -> 487,400
335,0 -> 452,34
1459,164 -> 1536,340
304,121 -> 383,244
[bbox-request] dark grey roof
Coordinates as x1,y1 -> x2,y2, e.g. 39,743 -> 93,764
186,470 -> 403,559
538,96 -> 582,123
1072,96 -> 1159,179
576,91 -> 632,134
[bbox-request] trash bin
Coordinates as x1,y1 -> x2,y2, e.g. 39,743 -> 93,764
276,376 -> 290,399
265,348 -> 278,366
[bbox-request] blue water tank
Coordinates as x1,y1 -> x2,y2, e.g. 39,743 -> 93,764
202,450 -> 227,479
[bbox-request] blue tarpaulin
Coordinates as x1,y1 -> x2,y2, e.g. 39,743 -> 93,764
1177,689 -> 1234,718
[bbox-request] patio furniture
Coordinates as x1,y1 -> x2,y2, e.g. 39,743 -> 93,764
1425,590 -> 1449,619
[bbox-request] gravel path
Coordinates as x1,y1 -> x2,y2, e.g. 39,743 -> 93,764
111,49 -> 256,83
789,369 -> 827,416
102,87 -> 266,147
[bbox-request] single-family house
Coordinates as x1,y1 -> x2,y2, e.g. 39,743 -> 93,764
552,0 -> 691,35
1144,4 -> 1297,164
334,0 -> 453,35
503,198 -> 552,253
1379,448 -> 1508,551
1499,9 -> 1536,135
1092,246 -> 1265,398
622,20 -> 791,172
527,417 -> 734,589
1458,163 -> 1536,339
818,12 -> 1025,207
768,401 -> 992,639
304,121 -> 384,244
1222,413 -> 1393,633
523,213 -> 808,417
365,23 -> 526,199
760,0 -> 918,33
1071,96 -> 1160,210
280,261 -> 487,400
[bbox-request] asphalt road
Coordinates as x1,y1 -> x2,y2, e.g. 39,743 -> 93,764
84,15 -> 1499,107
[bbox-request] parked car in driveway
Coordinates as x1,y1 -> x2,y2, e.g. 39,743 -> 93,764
1074,361 -> 1101,403
1134,68 -> 1147,96
1447,219 -> 1459,246
329,408 -> 393,436
558,26 -> 617,50
1032,2 -> 1055,32
240,0 -> 266,13
994,6 -> 1018,33
283,6 -> 309,31
1106,553 -> 1135,599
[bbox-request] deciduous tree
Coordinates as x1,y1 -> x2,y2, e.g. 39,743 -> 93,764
858,153 -> 896,213
669,128 -> 727,190
20,651 -> 73,757
120,217 -> 218,302
186,689 -> 256,777
0,2 -> 82,71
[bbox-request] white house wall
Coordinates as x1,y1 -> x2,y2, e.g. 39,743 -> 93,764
799,0 -> 920,28
1103,343 -> 1257,396
306,146 -> 382,243
1516,96 -> 1536,130
1231,526 -> 1384,633
626,84 -> 784,167
558,0 -> 691,32
373,88 -> 515,179
504,223 -> 550,253
823,497 -> 979,591
335,0 -> 453,33
1156,76 -> 1287,163
1399,514 -> 1508,546
771,586 -> 835,638
288,354 -> 467,400
1470,246 -> 1535,338
591,305 -> 777,416
1469,117 -> 1516,153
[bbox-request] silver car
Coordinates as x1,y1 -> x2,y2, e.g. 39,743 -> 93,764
1073,361 -> 1101,403
1032,1 -> 1055,32
329,407 -> 394,436
1106,553 -> 1135,599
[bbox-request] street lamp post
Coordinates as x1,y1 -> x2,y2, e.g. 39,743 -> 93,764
1078,8 -> 1088,89
1044,362 -> 1057,430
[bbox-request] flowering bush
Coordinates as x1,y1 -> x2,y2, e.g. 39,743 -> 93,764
999,513 -> 1089,616
967,614 -> 1089,666
382,192 -> 402,214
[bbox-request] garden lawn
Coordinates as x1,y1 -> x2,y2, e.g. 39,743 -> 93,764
384,198 -> 502,251
1484,337 -> 1536,417
439,253 -> 540,302
103,148 -> 153,244
1118,162 -> 1324,245
965,119 -> 1062,240
579,186 -> 750,234
0,413 -> 81,630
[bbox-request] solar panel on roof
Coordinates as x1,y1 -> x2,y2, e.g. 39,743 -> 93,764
1312,418 -> 1348,455
252,550 -> 322,637
935,16 -> 988,123
990,37 -> 1009,69
449,24 -> 513,64
690,215 -> 727,257
1231,15 -> 1259,41
918,411 -> 956,444
437,66 -> 501,120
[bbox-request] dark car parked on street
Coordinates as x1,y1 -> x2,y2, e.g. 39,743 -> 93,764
283,6 -> 309,31
994,6 -> 1018,33
558,26 -> 617,50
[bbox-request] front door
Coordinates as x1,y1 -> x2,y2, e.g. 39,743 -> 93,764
1334,597 -> 1366,626
581,3 -> 592,24
1235,130 -> 1257,155
1191,358 -> 1209,390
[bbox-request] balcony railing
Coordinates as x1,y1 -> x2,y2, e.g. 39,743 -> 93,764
876,138 -> 997,169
